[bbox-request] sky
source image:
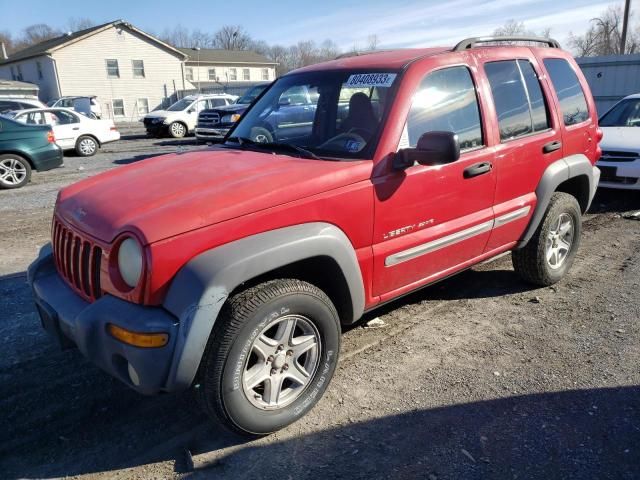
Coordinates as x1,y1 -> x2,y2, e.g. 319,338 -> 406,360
0,0 -> 628,50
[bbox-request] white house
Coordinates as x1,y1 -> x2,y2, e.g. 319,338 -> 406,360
0,20 -> 188,122
178,48 -> 277,89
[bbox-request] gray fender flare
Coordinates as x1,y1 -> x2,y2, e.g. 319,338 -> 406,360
517,154 -> 600,248
162,222 -> 365,391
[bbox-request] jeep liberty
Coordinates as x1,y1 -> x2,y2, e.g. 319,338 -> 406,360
29,36 -> 601,435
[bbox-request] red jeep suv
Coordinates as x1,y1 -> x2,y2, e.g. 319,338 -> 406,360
29,36 -> 601,435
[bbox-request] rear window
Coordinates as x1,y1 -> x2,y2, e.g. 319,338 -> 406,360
543,58 -> 589,126
485,60 -> 550,141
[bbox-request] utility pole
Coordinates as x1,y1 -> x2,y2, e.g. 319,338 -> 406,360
621,0 -> 631,54
191,47 -> 201,93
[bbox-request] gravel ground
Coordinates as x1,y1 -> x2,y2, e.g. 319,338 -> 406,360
1,135 -> 639,479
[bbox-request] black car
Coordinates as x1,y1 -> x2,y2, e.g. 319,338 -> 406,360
195,83 -> 270,142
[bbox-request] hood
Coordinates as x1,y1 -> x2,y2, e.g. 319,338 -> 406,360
144,110 -> 175,119
56,148 -> 372,244
600,127 -> 640,152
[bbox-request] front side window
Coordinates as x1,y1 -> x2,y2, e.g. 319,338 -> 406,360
208,68 -> 216,81
185,67 -> 194,81
106,59 -> 119,78
210,98 -> 227,107
403,66 -> 483,150
485,60 -> 550,141
229,68 -> 237,81
543,58 -> 589,126
243,68 -> 250,81
112,99 -> 125,117
228,69 -> 400,159
600,98 -> 640,127
167,98 -> 193,111
132,60 -> 145,78
137,98 -> 149,115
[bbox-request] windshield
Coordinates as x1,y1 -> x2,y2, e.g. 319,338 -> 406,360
227,70 -> 400,159
236,85 -> 268,105
600,98 -> 640,127
166,98 -> 193,111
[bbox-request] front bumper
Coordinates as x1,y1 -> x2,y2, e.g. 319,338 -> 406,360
596,159 -> 640,190
195,127 -> 230,140
144,123 -> 168,136
28,245 -> 180,395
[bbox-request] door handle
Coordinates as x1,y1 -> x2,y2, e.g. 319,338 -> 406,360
72,127 -> 80,130
463,162 -> 492,179
543,140 -> 561,153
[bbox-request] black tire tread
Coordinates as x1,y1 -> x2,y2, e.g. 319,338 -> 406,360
195,278 -> 338,435
512,192 -> 581,286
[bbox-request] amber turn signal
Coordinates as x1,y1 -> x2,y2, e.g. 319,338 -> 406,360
107,324 -> 169,348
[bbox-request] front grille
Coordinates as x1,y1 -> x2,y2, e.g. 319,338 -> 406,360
197,112 -> 221,128
52,218 -> 103,301
600,151 -> 639,163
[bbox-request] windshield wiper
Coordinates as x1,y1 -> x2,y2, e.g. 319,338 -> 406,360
225,136 -> 321,160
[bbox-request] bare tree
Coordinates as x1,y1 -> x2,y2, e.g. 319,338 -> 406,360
568,5 -> 640,56
0,30 -> 14,55
212,25 -> 252,50
366,34 -> 379,51
492,20 -> 552,44
65,18 -> 95,33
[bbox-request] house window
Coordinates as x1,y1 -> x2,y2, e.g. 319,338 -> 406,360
229,68 -> 237,81
36,61 -> 43,79
137,98 -> 149,115
10,66 -> 16,80
185,67 -> 194,81
16,65 -> 23,81
208,68 -> 216,81
106,59 -> 120,78
243,68 -> 250,81
112,99 -> 125,117
262,68 -> 269,81
132,60 -> 145,78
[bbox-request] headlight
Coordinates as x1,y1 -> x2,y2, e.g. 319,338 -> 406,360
117,237 -> 143,288
221,113 -> 241,123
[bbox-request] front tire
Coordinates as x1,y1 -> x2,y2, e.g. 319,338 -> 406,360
513,192 -> 582,286
75,135 -> 98,157
168,121 -> 187,138
195,279 -> 341,435
0,154 -> 31,189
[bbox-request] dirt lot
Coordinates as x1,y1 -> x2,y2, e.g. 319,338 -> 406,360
1,134 -> 639,479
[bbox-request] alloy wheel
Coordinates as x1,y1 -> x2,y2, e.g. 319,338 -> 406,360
0,158 -> 27,186
545,212 -> 574,269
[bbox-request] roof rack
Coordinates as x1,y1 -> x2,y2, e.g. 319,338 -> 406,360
334,49 -> 395,60
453,36 -> 561,51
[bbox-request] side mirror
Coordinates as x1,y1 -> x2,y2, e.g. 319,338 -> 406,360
278,97 -> 291,107
187,108 -> 195,114
393,131 -> 460,170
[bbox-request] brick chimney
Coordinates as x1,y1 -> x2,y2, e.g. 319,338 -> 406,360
1,43 -> 7,61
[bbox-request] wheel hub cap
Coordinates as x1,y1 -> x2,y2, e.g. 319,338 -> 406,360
545,213 -> 574,269
0,158 -> 26,185
242,314 -> 321,410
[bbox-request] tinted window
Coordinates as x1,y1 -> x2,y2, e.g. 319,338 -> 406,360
405,66 -> 483,150
485,61 -> 532,140
518,60 -> 550,131
543,58 -> 589,126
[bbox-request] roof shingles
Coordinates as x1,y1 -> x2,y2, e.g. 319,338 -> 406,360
178,48 -> 276,65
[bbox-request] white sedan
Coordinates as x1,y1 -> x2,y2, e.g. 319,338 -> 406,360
597,93 -> 640,190
8,107 -> 120,156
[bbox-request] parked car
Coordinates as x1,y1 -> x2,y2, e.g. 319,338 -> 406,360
596,93 -> 640,189
0,116 -> 63,189
8,107 -> 120,157
142,94 -> 238,138
0,97 -> 47,114
195,83 -> 270,141
29,36 -> 601,436
47,96 -> 102,119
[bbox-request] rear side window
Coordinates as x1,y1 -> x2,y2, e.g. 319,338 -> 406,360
543,58 -> 589,126
403,66 -> 483,150
485,60 -> 550,141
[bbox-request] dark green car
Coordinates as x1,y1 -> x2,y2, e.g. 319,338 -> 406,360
0,115 -> 63,189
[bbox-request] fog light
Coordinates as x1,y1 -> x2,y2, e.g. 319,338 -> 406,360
107,324 -> 169,348
128,363 -> 141,386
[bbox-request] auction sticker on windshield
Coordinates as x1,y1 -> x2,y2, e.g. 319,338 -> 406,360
345,73 -> 397,88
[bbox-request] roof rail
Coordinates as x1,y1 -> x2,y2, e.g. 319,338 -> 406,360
453,36 -> 561,51
334,49 -> 394,60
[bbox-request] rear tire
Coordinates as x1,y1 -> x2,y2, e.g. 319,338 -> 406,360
195,279 -> 341,435
0,154 -> 31,189
75,135 -> 98,157
512,192 -> 582,286
168,121 -> 187,138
